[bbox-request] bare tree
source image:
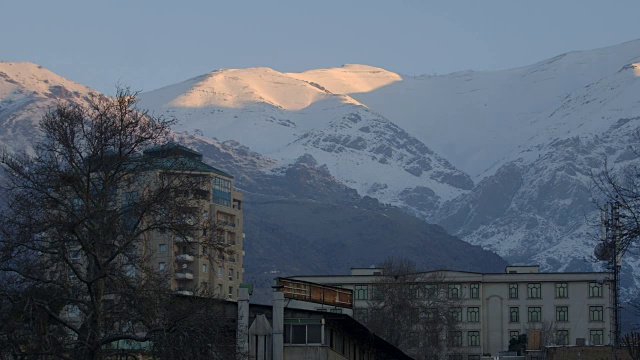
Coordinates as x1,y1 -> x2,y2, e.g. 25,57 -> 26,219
363,258 -> 461,360
622,332 -> 640,360
0,89 -> 236,359
592,159 -> 640,260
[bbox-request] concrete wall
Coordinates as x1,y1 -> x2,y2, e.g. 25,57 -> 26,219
545,346 -> 630,360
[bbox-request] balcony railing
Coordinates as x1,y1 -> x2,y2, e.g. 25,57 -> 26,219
175,270 -> 194,280
175,236 -> 195,243
176,254 -> 195,262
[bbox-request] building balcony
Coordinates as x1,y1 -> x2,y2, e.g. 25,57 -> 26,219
176,254 -> 195,262
174,236 -> 195,243
175,271 -> 194,280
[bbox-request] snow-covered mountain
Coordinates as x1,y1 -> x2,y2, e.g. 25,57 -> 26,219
138,65 -> 473,213
0,61 -> 508,286
138,40 -> 640,288
0,62 -> 100,155
4,38 -> 640,294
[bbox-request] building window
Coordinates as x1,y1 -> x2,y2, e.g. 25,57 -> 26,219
158,262 -> 166,271
589,282 -> 603,297
556,306 -> 568,322
228,268 -> 233,281
159,244 -> 166,253
590,329 -> 604,345
509,283 -> 518,299
509,307 -> 519,322
449,284 -> 462,299
284,324 -> 322,345
423,308 -> 437,321
217,284 -> 223,296
354,308 -> 369,323
123,264 -> 135,277
410,284 -> 421,298
510,331 -> 520,341
450,307 -> 462,322
217,266 -> 223,279
467,331 -> 480,346
527,283 -> 541,298
354,285 -> 368,300
467,307 -> 480,322
228,286 -> 233,298
470,283 -> 480,298
528,307 -> 542,322
448,331 -> 462,347
425,284 -> 438,299
202,264 -> 208,273
589,306 -> 604,321
555,283 -> 568,298
213,177 -> 232,207
369,285 -> 380,300
556,330 -> 569,345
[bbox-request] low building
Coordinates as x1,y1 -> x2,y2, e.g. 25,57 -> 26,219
286,265 -> 614,358
238,289 -> 412,360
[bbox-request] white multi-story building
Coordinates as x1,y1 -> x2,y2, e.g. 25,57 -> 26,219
287,265 -> 614,357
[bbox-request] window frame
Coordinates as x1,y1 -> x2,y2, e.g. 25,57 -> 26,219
590,329 -> 604,345
527,283 -> 542,299
467,307 -> 480,322
589,306 -> 604,322
509,283 -> 519,299
556,330 -> 569,345
467,331 -> 480,347
509,307 -> 520,323
589,282 -> 603,298
528,307 -> 542,322
556,306 -> 568,322
448,284 -> 462,299
450,307 -> 462,322
354,285 -> 368,300
555,282 -> 568,298
470,283 -> 480,299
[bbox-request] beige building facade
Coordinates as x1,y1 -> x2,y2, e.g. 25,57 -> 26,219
288,266 -> 614,357
144,144 -> 244,300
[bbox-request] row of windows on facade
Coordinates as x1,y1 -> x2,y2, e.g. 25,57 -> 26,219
507,330 -> 605,346
445,330 -> 605,360
353,282 -> 604,300
353,305 -> 605,324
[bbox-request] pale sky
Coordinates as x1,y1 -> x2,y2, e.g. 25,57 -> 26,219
3,0 -> 640,95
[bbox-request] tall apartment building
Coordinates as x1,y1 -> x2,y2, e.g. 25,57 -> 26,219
143,144 -> 244,300
287,265 -> 614,358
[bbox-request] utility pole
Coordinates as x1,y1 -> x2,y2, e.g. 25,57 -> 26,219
602,201 -> 622,347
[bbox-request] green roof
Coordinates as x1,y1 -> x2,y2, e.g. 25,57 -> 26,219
143,143 -> 233,178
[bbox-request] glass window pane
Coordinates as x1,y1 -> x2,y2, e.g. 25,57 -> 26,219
307,324 -> 322,344
292,324 -> 306,344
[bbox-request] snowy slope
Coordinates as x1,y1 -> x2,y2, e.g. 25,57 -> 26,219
351,39 -> 640,177
138,66 -> 473,209
0,62 -> 100,155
